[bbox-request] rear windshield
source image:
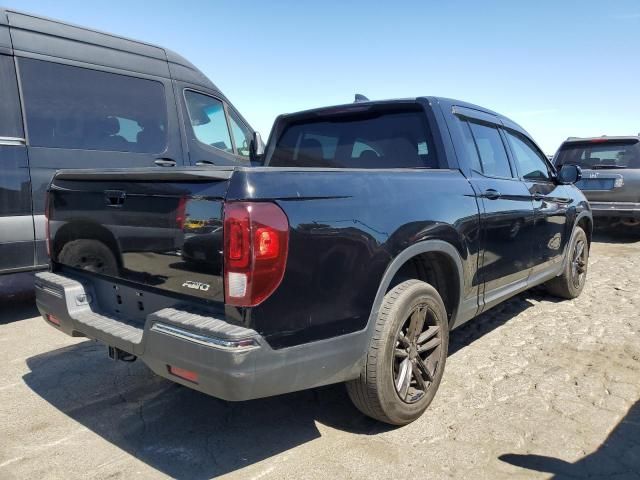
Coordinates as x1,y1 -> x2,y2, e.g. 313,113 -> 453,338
555,140 -> 640,169
268,108 -> 439,168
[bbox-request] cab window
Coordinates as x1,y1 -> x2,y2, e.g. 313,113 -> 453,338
505,130 -> 550,180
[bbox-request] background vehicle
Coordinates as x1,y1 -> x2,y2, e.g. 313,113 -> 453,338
553,136 -> 640,230
36,97 -> 591,425
0,8 -> 256,274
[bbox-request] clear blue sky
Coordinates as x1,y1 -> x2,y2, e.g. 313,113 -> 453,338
7,0 -> 640,154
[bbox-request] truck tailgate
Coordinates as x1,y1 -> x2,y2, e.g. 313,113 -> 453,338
48,168 -> 235,304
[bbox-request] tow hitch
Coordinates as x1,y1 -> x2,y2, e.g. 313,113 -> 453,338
108,346 -> 137,362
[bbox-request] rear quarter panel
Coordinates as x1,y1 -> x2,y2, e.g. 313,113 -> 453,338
228,168 -> 480,348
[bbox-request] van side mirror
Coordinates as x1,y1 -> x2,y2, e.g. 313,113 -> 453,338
558,164 -> 582,185
250,132 -> 265,164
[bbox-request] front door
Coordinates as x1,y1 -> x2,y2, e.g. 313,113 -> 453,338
502,129 -> 571,276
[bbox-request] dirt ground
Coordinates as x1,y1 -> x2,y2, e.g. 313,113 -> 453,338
1,231 -> 639,480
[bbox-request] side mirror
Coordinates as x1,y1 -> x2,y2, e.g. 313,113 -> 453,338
558,164 -> 582,185
250,132 -> 265,164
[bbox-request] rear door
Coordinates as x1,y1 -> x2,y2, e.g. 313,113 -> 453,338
453,109 -> 535,309
0,53 -> 34,272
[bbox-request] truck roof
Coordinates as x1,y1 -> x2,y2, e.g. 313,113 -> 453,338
0,7 -> 219,92
273,96 -> 530,137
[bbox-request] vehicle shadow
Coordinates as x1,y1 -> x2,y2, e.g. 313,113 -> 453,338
0,299 -> 39,325
499,400 -> 640,478
23,340 -> 390,479
592,228 -> 640,244
449,289 -> 549,355
22,289 -> 554,478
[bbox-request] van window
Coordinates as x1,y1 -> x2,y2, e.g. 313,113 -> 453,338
0,55 -> 24,138
184,91 -> 233,153
468,121 -> 513,178
19,58 -> 167,153
228,109 -> 252,157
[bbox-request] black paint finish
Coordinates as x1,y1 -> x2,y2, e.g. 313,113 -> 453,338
48,97 -> 591,349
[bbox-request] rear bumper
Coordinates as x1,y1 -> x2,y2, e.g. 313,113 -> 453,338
589,201 -> 640,219
34,272 -> 364,401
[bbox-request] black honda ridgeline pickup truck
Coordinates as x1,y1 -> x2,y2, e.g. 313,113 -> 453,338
36,97 -> 591,425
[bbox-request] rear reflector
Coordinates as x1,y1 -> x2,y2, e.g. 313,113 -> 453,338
168,365 -> 199,383
46,313 -> 60,326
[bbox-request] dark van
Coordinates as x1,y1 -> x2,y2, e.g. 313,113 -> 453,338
0,8 -> 257,274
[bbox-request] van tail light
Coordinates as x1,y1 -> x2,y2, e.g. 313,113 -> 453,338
223,202 -> 289,307
45,192 -> 51,257
176,197 -> 187,230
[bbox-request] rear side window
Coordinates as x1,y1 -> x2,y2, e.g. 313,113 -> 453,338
555,140 -> 640,169
467,121 -> 513,178
0,55 -> 23,138
19,58 -> 167,153
268,108 -> 439,168
184,91 -> 233,153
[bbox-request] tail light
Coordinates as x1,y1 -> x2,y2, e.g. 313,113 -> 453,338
45,192 -> 51,257
223,202 -> 289,307
176,197 -> 187,230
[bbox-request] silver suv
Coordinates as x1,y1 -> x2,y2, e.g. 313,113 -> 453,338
554,136 -> 640,229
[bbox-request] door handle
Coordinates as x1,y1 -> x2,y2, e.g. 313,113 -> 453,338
154,158 -> 176,167
482,189 -> 501,200
195,160 -> 215,166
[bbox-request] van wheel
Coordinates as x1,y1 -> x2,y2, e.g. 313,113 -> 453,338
544,226 -> 589,299
346,279 -> 449,425
58,239 -> 118,276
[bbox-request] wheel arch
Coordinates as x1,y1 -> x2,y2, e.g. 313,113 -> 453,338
368,240 -> 465,331
575,212 -> 593,246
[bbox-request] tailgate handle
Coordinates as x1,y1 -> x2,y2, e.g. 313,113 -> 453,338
105,190 -> 126,208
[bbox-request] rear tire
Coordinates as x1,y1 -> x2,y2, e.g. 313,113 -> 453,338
544,226 -> 589,299
346,279 -> 449,425
58,239 -> 119,276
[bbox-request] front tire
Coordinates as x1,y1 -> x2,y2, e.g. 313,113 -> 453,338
544,226 -> 589,299
346,279 -> 449,425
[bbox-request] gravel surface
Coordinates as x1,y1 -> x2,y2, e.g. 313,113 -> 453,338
1,232 -> 638,479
